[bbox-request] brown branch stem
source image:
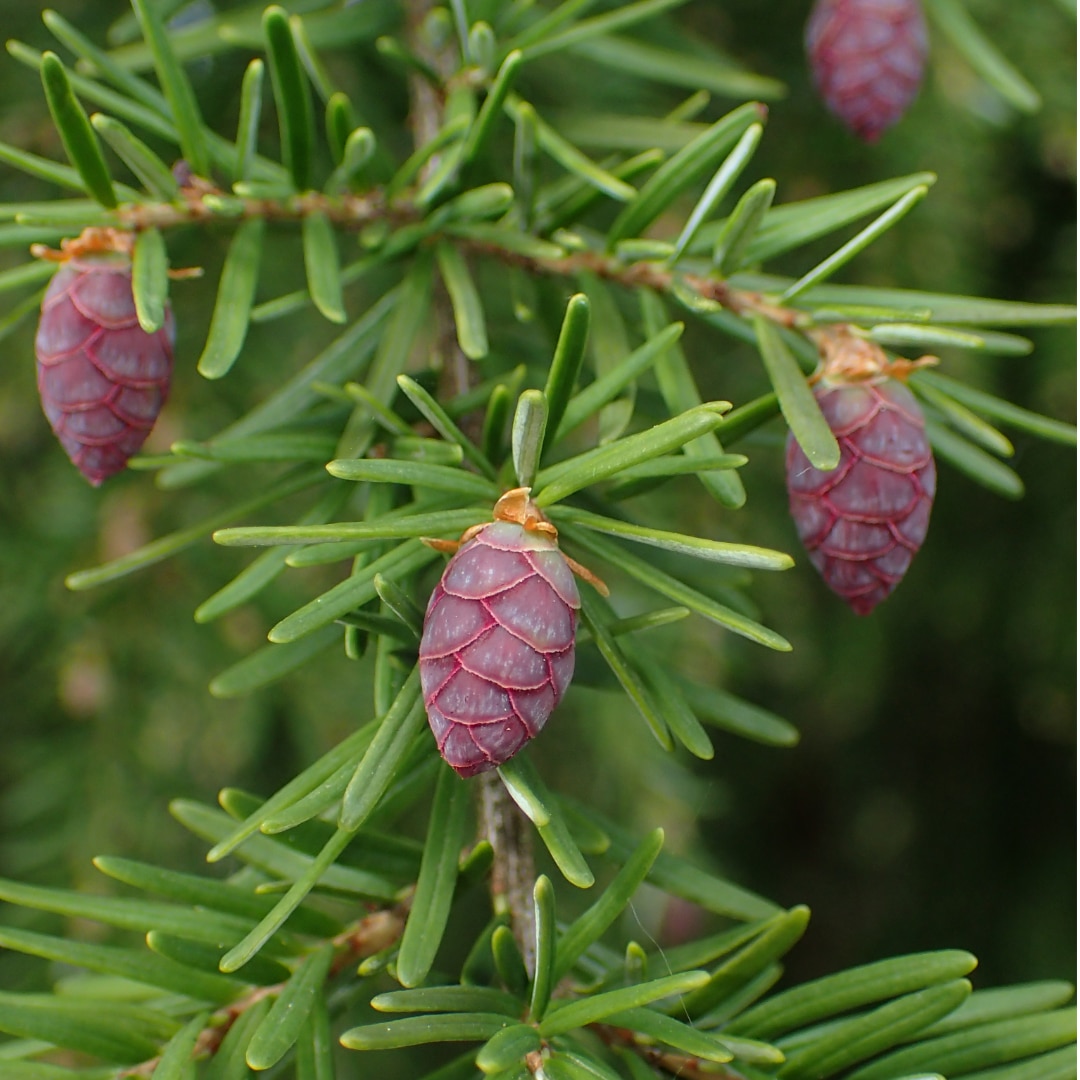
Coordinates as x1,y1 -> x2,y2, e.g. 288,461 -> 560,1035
453,236 -> 804,329
85,188 -> 808,346
477,770 -> 537,976
403,0 -> 475,405
118,902 -> 409,1079
593,1023 -> 750,1080
117,187 -> 393,231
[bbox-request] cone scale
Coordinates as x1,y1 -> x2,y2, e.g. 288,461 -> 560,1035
786,377 -> 935,614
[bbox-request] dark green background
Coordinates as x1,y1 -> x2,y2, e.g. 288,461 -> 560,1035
0,0 -> 1074,998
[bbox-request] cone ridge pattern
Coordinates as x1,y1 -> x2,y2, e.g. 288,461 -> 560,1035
787,379 -> 936,614
420,520 -> 580,776
806,0 -> 929,141
35,256 -> 174,485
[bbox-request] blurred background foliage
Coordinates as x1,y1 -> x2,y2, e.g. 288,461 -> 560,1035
0,0 -> 1074,999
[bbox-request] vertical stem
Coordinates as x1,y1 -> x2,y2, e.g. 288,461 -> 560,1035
478,771 -> 537,976
404,0 -> 536,971
405,0 -> 476,406
404,0 -> 453,185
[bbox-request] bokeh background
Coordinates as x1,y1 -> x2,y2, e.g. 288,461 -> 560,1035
0,0 -> 1074,999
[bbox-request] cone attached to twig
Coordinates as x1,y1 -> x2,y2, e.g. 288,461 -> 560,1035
35,231 -> 174,486
420,489 -> 582,777
786,331 -> 936,614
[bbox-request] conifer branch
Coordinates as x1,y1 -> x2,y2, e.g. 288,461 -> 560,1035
0,4 -> 1072,1077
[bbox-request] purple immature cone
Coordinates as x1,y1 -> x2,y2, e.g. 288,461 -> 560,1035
805,0 -> 929,142
786,378 -> 935,615
420,519 -> 580,777
36,255 -> 174,486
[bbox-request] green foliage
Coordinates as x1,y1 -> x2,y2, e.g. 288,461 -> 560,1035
0,1 -> 1074,1079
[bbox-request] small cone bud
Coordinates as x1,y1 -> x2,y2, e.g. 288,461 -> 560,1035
35,255 -> 174,485
420,520 -> 580,777
786,377 -> 936,614
805,0 -> 929,142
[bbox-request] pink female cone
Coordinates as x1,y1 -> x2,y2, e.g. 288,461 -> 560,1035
420,520 -> 580,777
786,378 -> 935,614
805,0 -> 929,142
36,255 -> 174,486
